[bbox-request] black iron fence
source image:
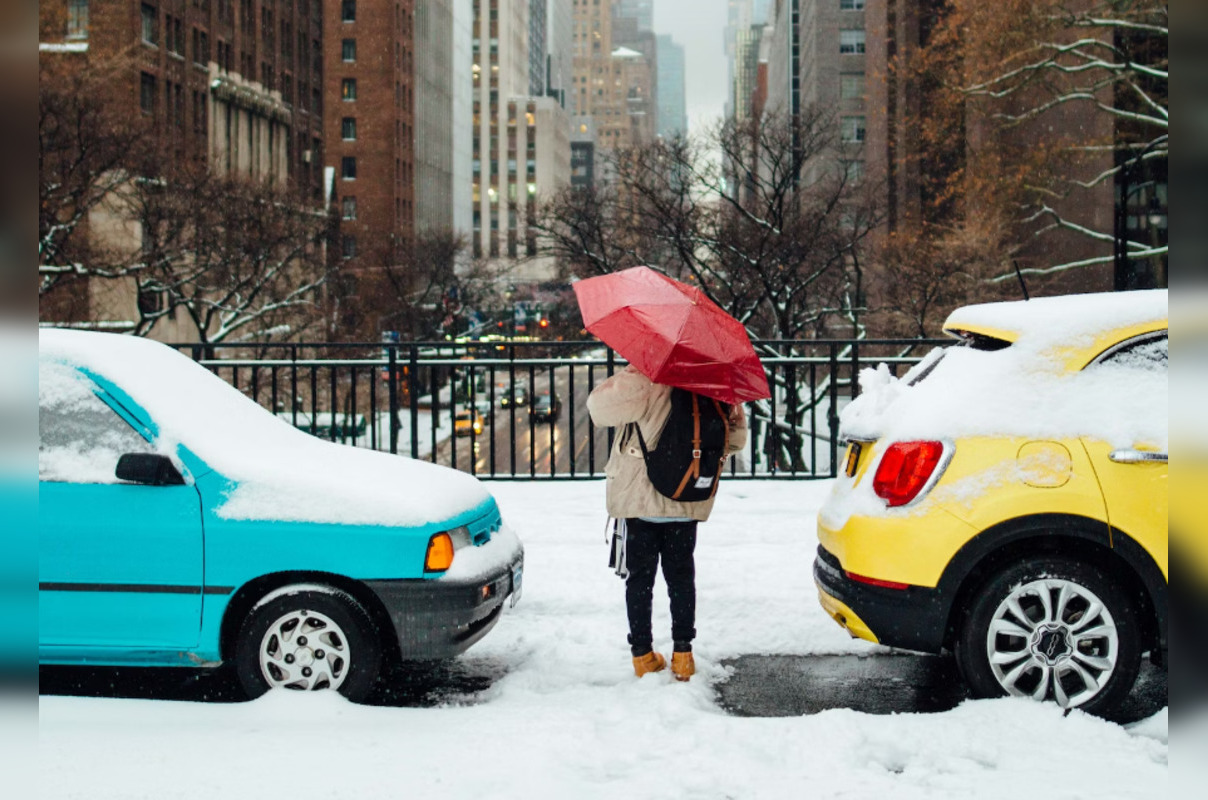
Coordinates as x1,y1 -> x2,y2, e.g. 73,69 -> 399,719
175,338 -> 947,480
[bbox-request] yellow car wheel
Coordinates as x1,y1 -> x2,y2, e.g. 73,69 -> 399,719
954,557 -> 1142,717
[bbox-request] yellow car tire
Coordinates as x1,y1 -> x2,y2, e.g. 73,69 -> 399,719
954,557 -> 1143,717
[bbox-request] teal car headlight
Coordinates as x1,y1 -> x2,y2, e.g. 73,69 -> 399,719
447,525 -> 472,549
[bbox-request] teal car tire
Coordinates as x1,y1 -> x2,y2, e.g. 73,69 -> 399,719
234,585 -> 382,702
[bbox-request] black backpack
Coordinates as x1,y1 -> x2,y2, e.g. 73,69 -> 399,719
625,388 -> 731,502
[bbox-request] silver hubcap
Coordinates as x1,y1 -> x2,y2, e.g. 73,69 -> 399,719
986,577 -> 1118,708
259,609 -> 350,692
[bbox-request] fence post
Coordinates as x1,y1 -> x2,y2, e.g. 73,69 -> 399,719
388,346 -> 399,455
828,343 -> 840,478
605,348 -> 616,453
850,339 -> 861,400
409,344 -> 420,459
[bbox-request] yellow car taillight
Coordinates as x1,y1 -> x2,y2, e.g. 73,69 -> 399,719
424,532 -> 455,572
873,441 -> 946,507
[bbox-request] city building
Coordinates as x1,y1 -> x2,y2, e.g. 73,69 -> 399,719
41,0 -> 325,198
325,0 -> 416,266
39,0 -> 327,339
655,35 -> 687,138
545,0 -> 574,107
614,0 -> 652,32
570,115 -> 597,189
472,0 -> 570,276
572,0 -> 655,164
414,0 -> 473,237
732,23 -> 763,122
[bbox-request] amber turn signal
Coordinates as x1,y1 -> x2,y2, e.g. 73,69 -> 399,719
424,532 -> 455,572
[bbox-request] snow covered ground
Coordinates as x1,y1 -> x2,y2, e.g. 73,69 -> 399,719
38,480 -> 1167,799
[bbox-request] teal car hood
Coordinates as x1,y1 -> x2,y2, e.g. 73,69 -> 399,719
40,329 -> 492,528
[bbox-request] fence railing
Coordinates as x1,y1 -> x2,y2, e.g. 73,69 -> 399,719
175,338 -> 948,480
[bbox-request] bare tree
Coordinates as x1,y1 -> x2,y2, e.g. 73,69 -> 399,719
40,46 -> 333,343
536,110 -> 883,340
915,0 -> 1167,286
341,231 -> 510,341
125,167 -> 334,343
39,47 -> 153,297
536,111 -> 884,472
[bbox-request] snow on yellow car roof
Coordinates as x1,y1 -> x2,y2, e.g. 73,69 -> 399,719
942,289 -> 1167,368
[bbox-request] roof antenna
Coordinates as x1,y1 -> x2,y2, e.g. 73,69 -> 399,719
1013,260 -> 1030,300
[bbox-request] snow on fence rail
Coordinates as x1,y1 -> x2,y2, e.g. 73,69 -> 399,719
172,338 -> 948,480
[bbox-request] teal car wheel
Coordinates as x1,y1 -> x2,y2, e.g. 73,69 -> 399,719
234,585 -> 382,702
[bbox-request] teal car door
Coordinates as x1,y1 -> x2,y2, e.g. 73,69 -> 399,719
39,364 -> 204,651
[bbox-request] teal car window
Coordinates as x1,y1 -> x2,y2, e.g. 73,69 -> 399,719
39,363 -> 152,483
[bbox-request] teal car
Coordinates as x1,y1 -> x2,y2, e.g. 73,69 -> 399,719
39,330 -> 523,701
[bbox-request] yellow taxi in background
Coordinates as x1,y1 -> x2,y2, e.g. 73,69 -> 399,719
814,290 -> 1167,715
454,408 -> 486,437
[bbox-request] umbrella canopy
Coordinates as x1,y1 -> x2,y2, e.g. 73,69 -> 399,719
573,266 -> 771,404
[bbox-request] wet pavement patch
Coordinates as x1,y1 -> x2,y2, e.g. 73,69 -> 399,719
39,658 -> 509,708
715,653 -> 1167,723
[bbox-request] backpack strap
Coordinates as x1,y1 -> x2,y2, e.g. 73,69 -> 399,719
628,421 -> 651,459
708,398 -> 731,500
671,393 -> 703,499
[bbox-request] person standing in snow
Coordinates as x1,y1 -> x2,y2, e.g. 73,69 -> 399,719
587,365 -> 748,681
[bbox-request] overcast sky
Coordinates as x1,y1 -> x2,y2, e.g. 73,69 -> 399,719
651,0 -> 729,136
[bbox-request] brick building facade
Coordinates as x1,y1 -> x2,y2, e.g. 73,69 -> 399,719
42,0 -> 326,200
325,0 -> 415,266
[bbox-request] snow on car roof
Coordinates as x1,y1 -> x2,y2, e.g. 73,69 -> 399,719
39,329 -> 492,527
943,289 -> 1168,348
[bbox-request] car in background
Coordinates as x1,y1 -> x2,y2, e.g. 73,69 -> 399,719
814,290 -> 1167,716
283,412 -> 368,443
499,382 -> 529,409
530,391 -> 562,422
455,408 -> 486,437
39,329 -> 523,702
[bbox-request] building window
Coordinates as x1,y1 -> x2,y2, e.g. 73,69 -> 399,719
840,73 -> 864,100
842,159 -> 865,182
840,30 -> 865,55
840,0 -> 865,9
341,0 -> 355,22
341,157 -> 356,180
139,72 -> 156,114
341,78 -> 357,101
342,235 -> 357,259
342,39 -> 356,62
67,0 -> 89,39
141,4 -> 158,46
841,116 -> 866,142
342,196 -> 357,220
341,117 -> 357,140
170,17 -> 184,55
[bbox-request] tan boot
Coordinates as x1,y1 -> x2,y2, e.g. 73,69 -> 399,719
671,651 -> 695,682
632,651 -> 666,677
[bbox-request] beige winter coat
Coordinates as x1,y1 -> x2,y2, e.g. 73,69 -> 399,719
586,366 -> 748,521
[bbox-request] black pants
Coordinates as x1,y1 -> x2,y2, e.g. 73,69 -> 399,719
624,518 -> 698,656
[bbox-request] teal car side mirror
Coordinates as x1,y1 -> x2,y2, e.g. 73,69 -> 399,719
115,453 -> 185,486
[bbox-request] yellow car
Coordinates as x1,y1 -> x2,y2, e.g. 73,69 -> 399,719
814,290 -> 1167,715
454,408 -> 486,437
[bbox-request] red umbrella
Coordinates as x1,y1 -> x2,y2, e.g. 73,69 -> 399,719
573,266 -> 771,404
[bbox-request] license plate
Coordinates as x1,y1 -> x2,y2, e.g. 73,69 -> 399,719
844,442 -> 862,477
510,563 -> 523,607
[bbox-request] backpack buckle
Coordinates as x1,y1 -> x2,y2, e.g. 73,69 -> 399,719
692,449 -> 702,459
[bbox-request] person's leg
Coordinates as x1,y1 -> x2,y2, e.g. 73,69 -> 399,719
624,518 -> 663,656
659,520 -> 698,652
